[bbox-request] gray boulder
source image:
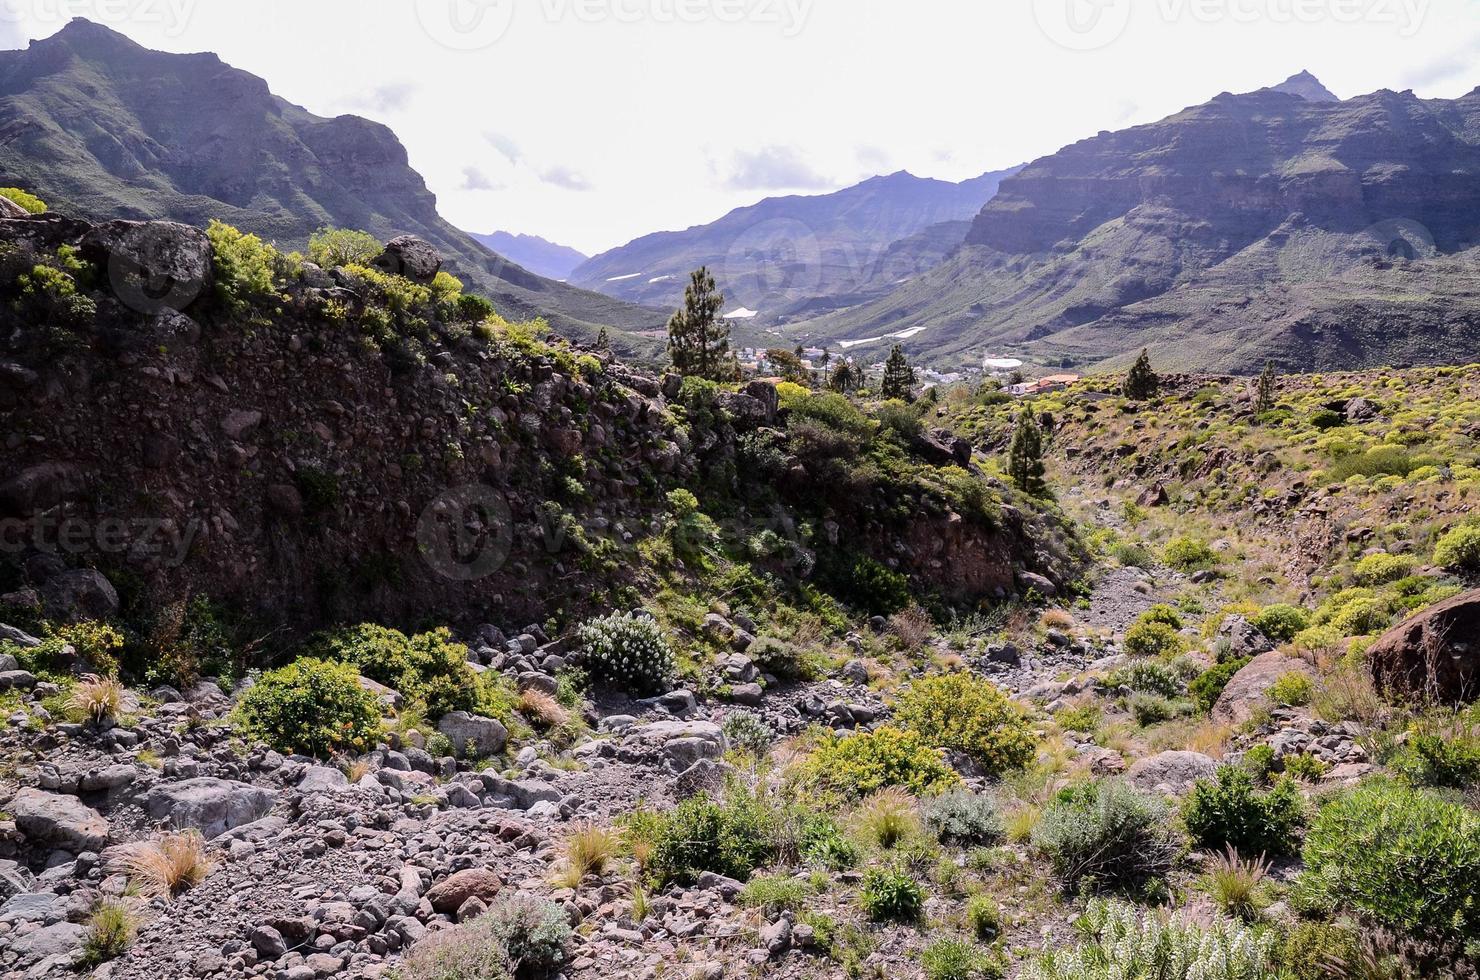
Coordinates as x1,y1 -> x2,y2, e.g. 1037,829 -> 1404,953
81,219 -> 212,314
372,235 -> 441,283
9,788 -> 110,852
437,711 -> 508,757
144,778 -> 277,839
1125,751 -> 1219,795
40,569 -> 119,623
1213,650 -> 1315,725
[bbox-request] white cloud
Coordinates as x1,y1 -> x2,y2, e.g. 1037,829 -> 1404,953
538,165 -> 592,192
722,145 -> 836,192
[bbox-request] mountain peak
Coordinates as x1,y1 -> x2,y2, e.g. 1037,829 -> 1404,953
1267,70 -> 1340,102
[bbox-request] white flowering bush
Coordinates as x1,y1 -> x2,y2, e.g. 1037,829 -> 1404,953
1026,899 -> 1277,980
576,612 -> 676,695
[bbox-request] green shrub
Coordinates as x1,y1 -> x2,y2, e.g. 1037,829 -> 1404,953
1353,553 -> 1417,585
798,814 -> 860,870
1240,744 -> 1277,782
1279,921 -> 1360,980
739,874 -> 810,915
1326,446 -> 1421,481
1181,767 -> 1304,857
1055,703 -> 1101,733
923,790 -> 1003,846
398,915 -> 510,980
746,635 -> 822,681
1122,621 -> 1185,658
1161,536 -> 1217,570
830,554 -> 911,615
966,894 -> 1001,941
858,865 -> 924,921
307,227 -> 382,268
1267,671 -> 1314,707
79,901 -> 136,967
1108,659 -> 1183,698
894,673 -> 1037,776
1128,692 -> 1185,726
798,726 -> 960,800
921,937 -> 1000,980
1251,604 -> 1308,643
645,791 -> 775,886
234,657 -> 382,757
575,612 -> 675,696
307,624 -> 475,719
484,894 -> 570,976
1189,656 -> 1251,713
207,220 -> 281,312
1137,604 -> 1184,629
1390,723 -> 1480,790
1282,753 -> 1328,781
1025,899 -> 1277,980
721,710 -> 772,757
1300,781 -> 1480,942
1031,780 -> 1180,893
1309,408 -> 1344,430
0,187 -> 46,214
1433,524 -> 1480,572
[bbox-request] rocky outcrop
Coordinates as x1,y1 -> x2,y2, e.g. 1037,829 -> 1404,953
1367,589 -> 1480,703
1213,651 -> 1315,725
8,788 -> 110,853
372,235 -> 441,284
144,778 -> 277,839
1124,751 -> 1219,795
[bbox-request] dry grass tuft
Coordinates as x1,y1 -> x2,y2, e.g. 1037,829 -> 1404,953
555,824 -> 618,888
111,830 -> 212,899
853,787 -> 920,849
1201,846 -> 1269,922
889,605 -> 934,649
68,674 -> 123,724
343,758 -> 372,784
1041,609 -> 1075,630
519,689 -> 571,729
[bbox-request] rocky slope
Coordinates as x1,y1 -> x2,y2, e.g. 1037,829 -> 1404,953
0,209 -> 1074,640
0,19 -> 663,349
570,168 -> 1020,320
792,74 -> 1480,374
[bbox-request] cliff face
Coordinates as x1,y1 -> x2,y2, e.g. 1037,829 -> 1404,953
801,80 -> 1480,373
0,213 -> 1073,635
0,19 -> 664,346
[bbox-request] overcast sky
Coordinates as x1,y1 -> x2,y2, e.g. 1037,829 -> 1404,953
4,0 -> 1479,254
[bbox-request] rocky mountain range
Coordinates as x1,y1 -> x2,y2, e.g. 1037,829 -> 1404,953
0,19 -> 663,348
789,73 -> 1480,373
468,231 -> 588,282
571,167 -> 1021,320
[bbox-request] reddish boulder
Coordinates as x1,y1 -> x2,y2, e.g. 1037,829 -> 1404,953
1367,589 -> 1480,703
425,867 -> 502,913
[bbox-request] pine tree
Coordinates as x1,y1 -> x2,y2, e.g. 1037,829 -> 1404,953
1122,348 -> 1159,400
1254,360 -> 1277,417
667,266 -> 733,380
1008,406 -> 1047,496
595,326 -> 610,351
880,345 -> 916,400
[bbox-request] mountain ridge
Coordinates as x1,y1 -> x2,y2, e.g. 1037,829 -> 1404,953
570,165 -> 1022,317
790,78 -> 1480,374
468,230 -> 588,281
0,18 -> 664,347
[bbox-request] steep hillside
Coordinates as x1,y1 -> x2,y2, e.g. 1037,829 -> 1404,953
571,167 -> 1020,318
468,230 -> 588,281
0,210 -> 1077,640
0,19 -> 663,347
794,75 -> 1480,374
